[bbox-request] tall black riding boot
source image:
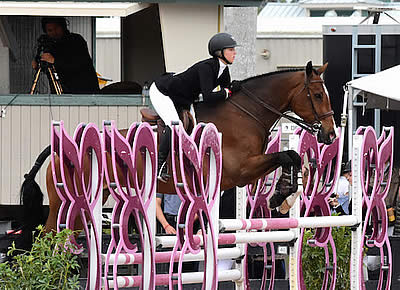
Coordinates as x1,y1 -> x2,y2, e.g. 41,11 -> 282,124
158,126 -> 172,183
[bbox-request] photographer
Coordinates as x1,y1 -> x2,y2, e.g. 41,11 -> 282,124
32,17 -> 99,94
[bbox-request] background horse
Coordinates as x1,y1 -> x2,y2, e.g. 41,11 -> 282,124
19,61 -> 336,247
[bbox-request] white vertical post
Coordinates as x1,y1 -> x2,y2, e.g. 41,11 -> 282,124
348,87 -> 358,158
143,149 -> 155,290
288,134 -> 300,290
350,134 -> 363,289
90,148 -> 102,290
207,149 -> 220,290
235,186 -> 246,290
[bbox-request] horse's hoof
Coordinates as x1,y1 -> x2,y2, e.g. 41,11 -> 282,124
268,193 -> 286,209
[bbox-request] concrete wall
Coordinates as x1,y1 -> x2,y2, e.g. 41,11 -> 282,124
224,7 -> 257,80
255,37 -> 323,74
158,3 -> 220,72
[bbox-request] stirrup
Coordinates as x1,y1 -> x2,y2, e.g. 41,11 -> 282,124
157,161 -> 170,183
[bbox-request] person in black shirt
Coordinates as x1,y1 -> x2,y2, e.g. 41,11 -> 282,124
32,17 -> 99,94
150,32 -> 240,182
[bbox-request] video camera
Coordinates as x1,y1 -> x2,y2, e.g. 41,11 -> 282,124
31,34 -> 63,95
34,34 -> 56,67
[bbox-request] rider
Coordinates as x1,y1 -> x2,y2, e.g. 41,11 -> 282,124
149,32 -> 240,182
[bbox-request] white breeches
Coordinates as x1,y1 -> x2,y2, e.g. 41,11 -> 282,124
149,82 -> 196,128
149,83 -> 180,128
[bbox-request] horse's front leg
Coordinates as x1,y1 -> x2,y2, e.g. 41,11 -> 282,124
234,150 -> 301,187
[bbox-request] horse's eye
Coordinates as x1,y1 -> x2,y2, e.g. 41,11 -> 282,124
314,93 -> 323,100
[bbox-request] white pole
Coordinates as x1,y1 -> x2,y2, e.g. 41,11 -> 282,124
90,148 -> 102,290
288,134 -> 300,290
348,86 -> 354,157
235,186 -> 247,290
334,87 -> 348,195
206,148 -> 219,290
219,215 -> 358,231
156,231 -> 297,248
108,269 -> 242,288
350,134 -> 363,289
143,148 -> 155,290
102,247 -> 242,265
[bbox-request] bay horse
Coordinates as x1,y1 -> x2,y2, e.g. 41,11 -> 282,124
20,61 -> 336,242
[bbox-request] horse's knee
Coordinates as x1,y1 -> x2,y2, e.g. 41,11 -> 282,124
277,152 -> 294,167
285,150 -> 301,168
278,150 -> 301,168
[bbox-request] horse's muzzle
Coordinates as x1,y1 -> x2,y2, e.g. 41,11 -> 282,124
317,128 -> 336,145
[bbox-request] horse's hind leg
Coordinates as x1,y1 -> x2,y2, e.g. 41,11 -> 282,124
45,163 -> 62,233
45,157 -> 111,234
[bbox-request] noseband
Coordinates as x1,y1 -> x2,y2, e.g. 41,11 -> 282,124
233,73 -> 334,136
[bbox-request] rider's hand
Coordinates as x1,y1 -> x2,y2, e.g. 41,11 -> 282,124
41,53 -> 55,64
229,80 -> 242,93
328,197 -> 339,207
224,88 -> 232,99
32,60 -> 38,70
163,224 -> 176,234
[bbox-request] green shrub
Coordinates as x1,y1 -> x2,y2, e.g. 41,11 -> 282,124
302,223 -> 352,289
0,225 -> 80,290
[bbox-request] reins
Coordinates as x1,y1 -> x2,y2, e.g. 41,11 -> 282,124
229,72 -> 334,136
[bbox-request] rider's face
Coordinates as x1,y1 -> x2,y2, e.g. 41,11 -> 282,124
45,23 -> 65,40
223,47 -> 236,64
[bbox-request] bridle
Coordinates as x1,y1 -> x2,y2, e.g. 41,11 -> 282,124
228,72 -> 334,136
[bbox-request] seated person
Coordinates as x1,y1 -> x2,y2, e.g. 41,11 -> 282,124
32,17 -> 99,94
156,193 -> 181,234
329,160 -> 352,215
156,193 -> 198,273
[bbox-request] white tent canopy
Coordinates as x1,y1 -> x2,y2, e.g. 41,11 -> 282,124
347,64 -> 400,102
0,2 -> 150,17
346,64 -> 400,156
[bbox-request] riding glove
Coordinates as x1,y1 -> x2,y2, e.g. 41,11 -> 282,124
229,80 -> 242,93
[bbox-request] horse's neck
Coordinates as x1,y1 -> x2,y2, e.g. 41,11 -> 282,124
243,74 -> 296,114
196,72 -> 298,149
231,74 -> 295,129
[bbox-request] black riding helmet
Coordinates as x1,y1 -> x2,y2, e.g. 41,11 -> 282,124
208,32 -> 238,64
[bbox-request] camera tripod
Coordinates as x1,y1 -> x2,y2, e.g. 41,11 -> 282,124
30,62 -> 63,95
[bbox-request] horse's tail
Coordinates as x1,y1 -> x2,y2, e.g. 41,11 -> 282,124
18,145 -> 51,250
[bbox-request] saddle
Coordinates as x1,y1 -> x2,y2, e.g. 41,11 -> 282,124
140,108 -> 195,135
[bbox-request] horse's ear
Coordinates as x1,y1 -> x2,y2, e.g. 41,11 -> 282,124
306,61 -> 313,77
317,62 -> 328,75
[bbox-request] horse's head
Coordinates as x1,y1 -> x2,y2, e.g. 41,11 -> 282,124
290,61 -> 336,144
